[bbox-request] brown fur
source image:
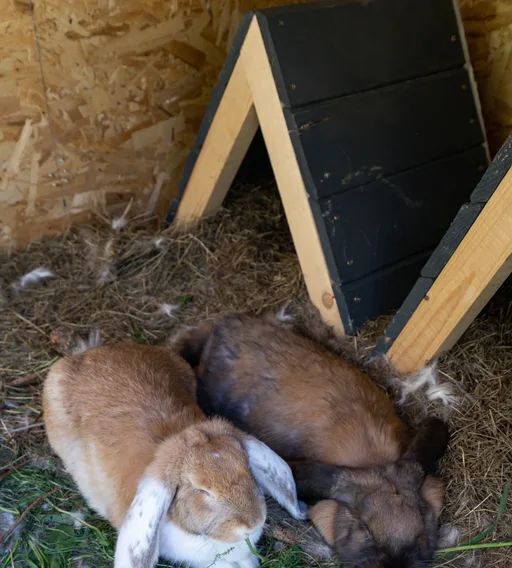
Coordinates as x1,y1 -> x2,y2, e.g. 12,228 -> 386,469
309,500 -> 338,546
43,343 -> 265,538
296,460 -> 445,566
177,314 -> 450,568
179,314 -> 410,466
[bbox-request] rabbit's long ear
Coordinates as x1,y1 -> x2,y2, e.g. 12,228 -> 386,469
242,436 -> 307,520
404,417 -> 450,475
308,499 -> 338,545
114,477 -> 174,568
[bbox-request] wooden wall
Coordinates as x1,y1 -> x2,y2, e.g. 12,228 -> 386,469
460,0 -> 512,154
0,0 -> 510,250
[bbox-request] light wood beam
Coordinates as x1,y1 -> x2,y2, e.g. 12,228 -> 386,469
175,56 -> 258,223
240,19 -> 344,334
388,166 -> 512,373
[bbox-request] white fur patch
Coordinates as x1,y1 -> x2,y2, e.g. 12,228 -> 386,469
425,382 -> 458,407
243,437 -> 306,521
438,524 -> 460,548
115,477 -> 173,568
159,520 -> 261,568
45,373 -> 113,520
53,437 -> 111,520
84,442 -> 118,519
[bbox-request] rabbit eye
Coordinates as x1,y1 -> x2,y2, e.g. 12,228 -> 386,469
194,488 -> 213,497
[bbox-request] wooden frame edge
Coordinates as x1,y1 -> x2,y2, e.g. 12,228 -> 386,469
388,165 -> 512,373
174,45 -> 259,224
241,18 -> 344,334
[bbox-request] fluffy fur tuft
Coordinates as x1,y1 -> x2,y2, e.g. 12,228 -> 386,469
398,364 -> 458,408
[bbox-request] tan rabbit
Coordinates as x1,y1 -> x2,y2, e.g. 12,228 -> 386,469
43,341 -> 306,568
175,314 -> 450,568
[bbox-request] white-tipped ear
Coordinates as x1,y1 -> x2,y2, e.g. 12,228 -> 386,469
243,436 -> 307,521
114,477 -> 174,568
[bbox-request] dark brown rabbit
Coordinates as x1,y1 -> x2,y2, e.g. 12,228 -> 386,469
175,314 -> 450,568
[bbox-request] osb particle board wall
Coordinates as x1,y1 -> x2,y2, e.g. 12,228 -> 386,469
0,0 -> 510,251
460,0 -> 512,154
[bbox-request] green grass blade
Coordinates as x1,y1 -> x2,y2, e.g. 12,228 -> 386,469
439,540 -> 512,554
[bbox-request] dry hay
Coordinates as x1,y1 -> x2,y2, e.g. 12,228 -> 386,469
0,183 -> 511,567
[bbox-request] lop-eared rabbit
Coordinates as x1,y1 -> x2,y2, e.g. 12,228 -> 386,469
176,314 -> 450,568
43,342 -> 306,568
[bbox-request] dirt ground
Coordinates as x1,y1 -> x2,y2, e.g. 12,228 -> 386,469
0,184 -> 510,567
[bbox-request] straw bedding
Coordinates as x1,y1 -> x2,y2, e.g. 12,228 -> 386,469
0,184 -> 510,566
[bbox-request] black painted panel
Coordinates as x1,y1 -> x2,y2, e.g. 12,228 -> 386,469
341,251 -> 433,329
262,0 -> 464,108
378,137 -> 511,351
293,69 -> 484,200
320,146 -> 487,283
421,202 -> 483,278
171,1 -> 489,335
375,277 -> 434,352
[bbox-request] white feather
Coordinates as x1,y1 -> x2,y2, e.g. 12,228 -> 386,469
153,237 -> 166,249
69,510 -> 86,529
159,303 -> 180,318
111,199 -> 133,232
72,329 -> 103,355
275,306 -> 294,323
111,215 -> 127,231
97,267 -> 115,285
95,239 -> 117,285
11,267 -> 55,291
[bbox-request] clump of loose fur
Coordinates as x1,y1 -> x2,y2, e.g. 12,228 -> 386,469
397,364 -> 458,408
